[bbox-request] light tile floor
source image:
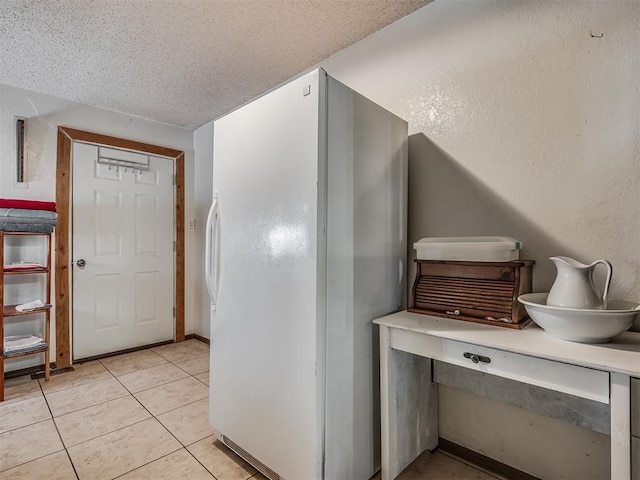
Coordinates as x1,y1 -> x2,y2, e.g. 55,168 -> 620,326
1,339 -> 500,479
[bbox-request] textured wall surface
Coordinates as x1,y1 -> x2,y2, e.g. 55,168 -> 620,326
438,384 -> 610,479
0,84 -> 194,371
434,361 -> 610,434
317,0 -> 639,477
322,0 -> 640,309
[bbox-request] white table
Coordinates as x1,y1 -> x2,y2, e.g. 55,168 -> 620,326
375,311 -> 640,480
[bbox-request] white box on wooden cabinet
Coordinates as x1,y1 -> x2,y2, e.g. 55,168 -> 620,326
414,236 -> 522,262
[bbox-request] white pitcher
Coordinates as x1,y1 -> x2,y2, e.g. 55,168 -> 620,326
547,256 -> 613,309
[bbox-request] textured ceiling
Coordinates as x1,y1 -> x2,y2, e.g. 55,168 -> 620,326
0,0 -> 430,129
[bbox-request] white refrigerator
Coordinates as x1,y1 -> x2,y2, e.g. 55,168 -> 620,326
206,69 -> 407,480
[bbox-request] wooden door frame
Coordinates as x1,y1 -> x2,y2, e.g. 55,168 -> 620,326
55,127 -> 185,368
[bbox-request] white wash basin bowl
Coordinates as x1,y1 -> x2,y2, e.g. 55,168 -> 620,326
518,293 -> 639,344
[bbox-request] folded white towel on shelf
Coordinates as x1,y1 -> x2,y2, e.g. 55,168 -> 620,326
4,261 -> 46,271
11,261 -> 45,267
15,299 -> 46,312
4,334 -> 45,352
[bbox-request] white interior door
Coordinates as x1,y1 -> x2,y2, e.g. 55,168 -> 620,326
72,142 -> 174,360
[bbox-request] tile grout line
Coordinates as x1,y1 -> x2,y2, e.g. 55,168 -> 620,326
117,359 -> 207,401
48,388 -> 131,419
41,380 -> 74,476
108,366 -> 214,479
118,365 -> 207,426
109,445 -> 186,479
100,359 -> 170,378
139,344 -> 214,476
39,364 -> 116,397
0,419 -> 62,474
2,343 -> 214,478
97,346 -> 176,376
156,395 -> 210,419
0,367 -> 80,477
150,344 -> 216,477
42,378 -> 81,479
41,375 -> 113,396
118,369 -> 194,395
0,395 -> 49,435
63,416 -> 152,450
184,434 -> 220,480
49,351 -> 197,449
67,415 -> 183,479
64,448 -> 81,480
161,351 -> 209,374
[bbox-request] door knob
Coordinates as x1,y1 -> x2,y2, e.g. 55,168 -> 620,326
76,259 -> 86,268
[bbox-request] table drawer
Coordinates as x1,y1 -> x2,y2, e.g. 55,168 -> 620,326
389,329 -> 610,403
442,340 -> 610,403
632,378 -> 640,436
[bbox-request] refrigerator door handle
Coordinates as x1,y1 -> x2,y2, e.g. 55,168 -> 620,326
205,195 -> 220,309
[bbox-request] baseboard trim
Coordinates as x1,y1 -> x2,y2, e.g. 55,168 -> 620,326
31,366 -> 74,380
186,334 -> 210,345
437,437 -> 540,480
4,362 -> 57,380
74,339 -> 173,364
6,336 -> 210,380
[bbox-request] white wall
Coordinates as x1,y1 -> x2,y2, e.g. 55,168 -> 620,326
320,0 -> 639,305
315,0 -> 638,478
0,84 -> 195,371
193,121 -> 214,339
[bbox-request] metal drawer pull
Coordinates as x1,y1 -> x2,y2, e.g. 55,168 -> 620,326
446,309 -> 461,315
464,352 -> 491,364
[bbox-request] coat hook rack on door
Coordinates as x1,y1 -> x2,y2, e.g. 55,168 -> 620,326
97,156 -> 150,173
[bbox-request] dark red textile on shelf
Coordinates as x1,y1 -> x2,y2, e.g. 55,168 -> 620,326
0,198 -> 56,212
